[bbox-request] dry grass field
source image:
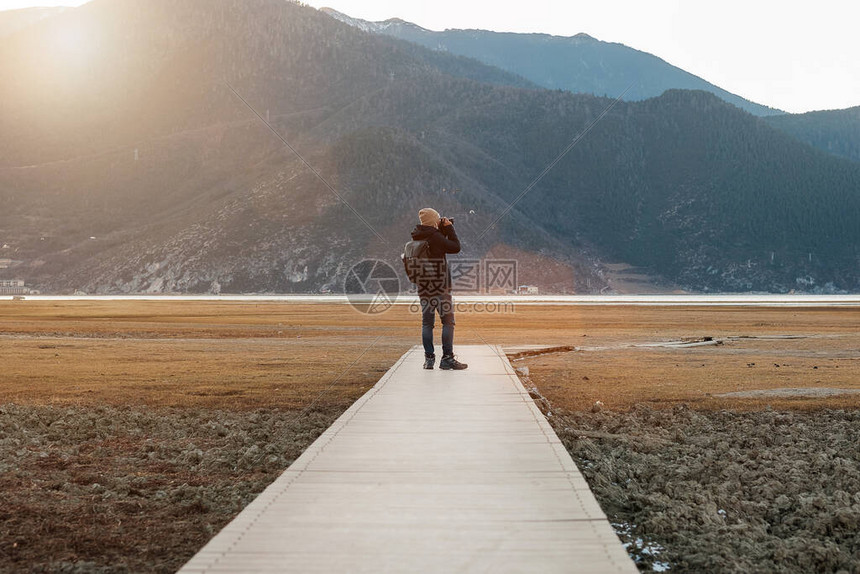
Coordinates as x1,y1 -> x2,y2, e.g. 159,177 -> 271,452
1,300 -> 859,572
0,301 -> 411,410
514,306 -> 860,412
3,300 -> 858,410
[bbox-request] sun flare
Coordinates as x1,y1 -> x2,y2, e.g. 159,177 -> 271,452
47,15 -> 98,73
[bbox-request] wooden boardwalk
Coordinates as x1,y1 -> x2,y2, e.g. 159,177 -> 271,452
179,345 -> 636,573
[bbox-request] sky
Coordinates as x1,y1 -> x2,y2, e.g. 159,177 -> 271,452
3,0 -> 858,113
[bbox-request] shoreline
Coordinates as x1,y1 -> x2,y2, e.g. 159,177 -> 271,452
4,293 -> 860,306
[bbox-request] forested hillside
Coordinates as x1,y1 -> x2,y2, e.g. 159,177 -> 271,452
326,83 -> 860,292
322,9 -> 781,117
766,107 -> 860,163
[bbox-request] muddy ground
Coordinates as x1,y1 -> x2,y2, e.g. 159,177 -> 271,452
553,407 -> 860,573
0,403 -> 339,573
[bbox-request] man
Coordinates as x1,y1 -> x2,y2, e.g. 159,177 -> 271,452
411,208 -> 468,370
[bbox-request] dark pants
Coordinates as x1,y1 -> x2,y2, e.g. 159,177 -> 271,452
420,294 -> 455,357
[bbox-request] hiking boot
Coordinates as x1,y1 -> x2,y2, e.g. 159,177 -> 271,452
439,355 -> 468,370
423,356 -> 435,370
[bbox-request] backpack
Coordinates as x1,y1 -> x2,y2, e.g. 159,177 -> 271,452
401,239 -> 432,284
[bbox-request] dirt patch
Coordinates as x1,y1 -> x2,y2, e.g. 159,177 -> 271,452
601,262 -> 679,294
0,403 -> 340,573
635,336 -> 723,348
520,331 -> 860,412
718,388 -> 860,399
484,243 -> 578,294
553,407 -> 860,573
506,345 -> 576,361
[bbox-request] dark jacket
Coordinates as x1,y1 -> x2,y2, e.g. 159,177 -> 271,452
410,223 -> 460,296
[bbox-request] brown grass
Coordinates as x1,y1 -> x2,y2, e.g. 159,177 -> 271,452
1,300 -> 858,411
0,301 -> 412,409
506,306 -> 860,412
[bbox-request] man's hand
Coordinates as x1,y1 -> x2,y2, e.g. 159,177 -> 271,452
440,217 -> 452,228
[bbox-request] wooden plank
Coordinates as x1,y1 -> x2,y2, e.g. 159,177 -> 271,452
179,345 -> 636,573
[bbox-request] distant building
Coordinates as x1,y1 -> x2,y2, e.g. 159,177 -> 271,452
517,285 -> 539,295
0,279 -> 28,295
0,259 -> 11,269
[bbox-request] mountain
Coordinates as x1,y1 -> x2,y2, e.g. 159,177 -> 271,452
2,0 -> 859,295
321,8 -> 782,117
0,0 -> 569,295
765,107 -> 860,163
